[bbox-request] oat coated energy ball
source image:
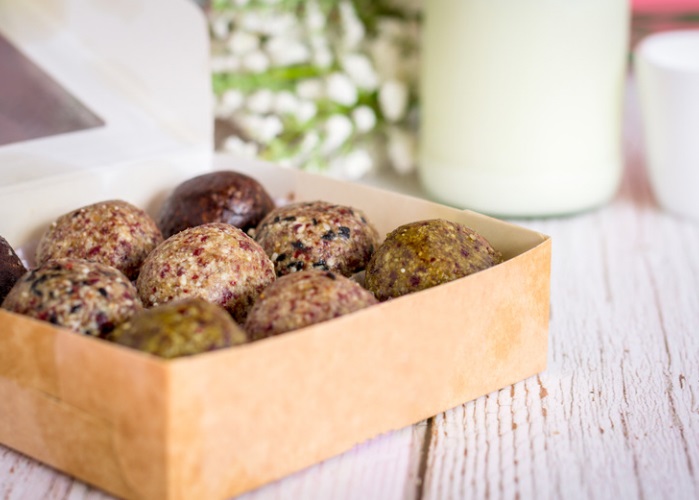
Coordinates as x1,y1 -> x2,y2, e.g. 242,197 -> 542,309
137,222 -> 275,323
158,170 -> 275,238
244,269 -> 378,340
109,298 -> 248,359
36,199 -> 163,280
365,219 -> 501,301
0,235 -> 26,304
2,258 -> 142,337
254,201 -> 379,278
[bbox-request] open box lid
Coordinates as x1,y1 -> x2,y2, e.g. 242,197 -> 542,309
0,0 -> 214,245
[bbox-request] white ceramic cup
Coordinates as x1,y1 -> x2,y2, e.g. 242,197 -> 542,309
635,30 -> 699,221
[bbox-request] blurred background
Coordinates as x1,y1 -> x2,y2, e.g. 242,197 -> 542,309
202,0 -> 699,183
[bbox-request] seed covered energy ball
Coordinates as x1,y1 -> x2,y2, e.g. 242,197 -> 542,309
137,222 -> 275,323
0,235 -> 26,303
36,199 -> 163,280
365,219 -> 501,301
2,258 -> 142,337
254,201 -> 379,278
158,170 -> 275,238
108,298 -> 248,359
245,269 -> 378,340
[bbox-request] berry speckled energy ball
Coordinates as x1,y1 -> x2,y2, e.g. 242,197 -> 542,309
1,258 -> 142,337
365,219 -> 501,301
36,200 -> 163,280
136,222 -> 275,323
253,201 -> 379,278
244,269 -> 378,340
108,298 -> 248,359
0,235 -> 26,304
158,170 -> 275,238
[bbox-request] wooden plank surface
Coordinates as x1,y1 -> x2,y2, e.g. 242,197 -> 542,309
2,82 -> 699,499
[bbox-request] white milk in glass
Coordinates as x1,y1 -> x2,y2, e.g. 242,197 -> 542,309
419,0 -> 629,216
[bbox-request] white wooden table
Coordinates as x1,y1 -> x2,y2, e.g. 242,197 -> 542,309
2,81 -> 698,500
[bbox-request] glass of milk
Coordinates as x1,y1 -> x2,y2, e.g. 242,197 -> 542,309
635,30 -> 699,223
418,0 -> 630,217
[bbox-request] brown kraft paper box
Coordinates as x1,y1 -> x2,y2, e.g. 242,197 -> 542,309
0,160 -> 551,500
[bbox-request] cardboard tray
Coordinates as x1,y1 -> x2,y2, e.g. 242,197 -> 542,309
0,158 -> 551,500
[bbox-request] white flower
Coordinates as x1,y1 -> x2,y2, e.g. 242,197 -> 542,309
312,45 -> 334,69
305,0 -> 326,31
246,89 -> 274,114
369,35 -> 401,81
322,114 -> 354,154
223,136 -> 258,158
257,116 -> 284,141
274,91 -> 300,115
330,149 -> 374,180
339,0 -> 365,50
342,53 -> 379,91
352,106 -> 377,133
221,89 -> 245,113
210,16 -> 231,40
296,79 -> 325,100
309,33 -> 326,50
266,37 -> 311,66
326,73 -> 358,107
379,79 -> 409,122
238,11 -> 264,33
239,114 -> 283,142
387,126 -> 416,174
308,34 -> 334,69
299,131 -> 320,155
296,101 -> 318,123
241,10 -> 297,36
238,114 -> 262,137
208,0 -> 421,180
262,12 -> 298,37
210,54 -> 241,73
226,30 -> 260,55
242,50 -> 270,73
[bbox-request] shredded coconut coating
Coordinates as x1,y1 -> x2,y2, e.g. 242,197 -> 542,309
136,222 -> 275,323
36,199 -> 163,280
254,200 -> 379,278
244,269 -> 378,340
365,219 -> 501,301
109,297 -> 248,359
1,258 -> 142,337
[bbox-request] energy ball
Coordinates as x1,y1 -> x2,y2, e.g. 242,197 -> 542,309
36,199 -> 163,280
137,222 -> 275,323
108,298 -> 248,359
245,269 -> 378,340
254,201 -> 379,278
0,235 -> 26,304
365,219 -> 501,301
2,258 -> 142,337
158,170 -> 275,238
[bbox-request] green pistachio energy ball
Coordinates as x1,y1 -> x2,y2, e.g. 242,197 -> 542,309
108,297 -> 248,359
365,219 -> 501,301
